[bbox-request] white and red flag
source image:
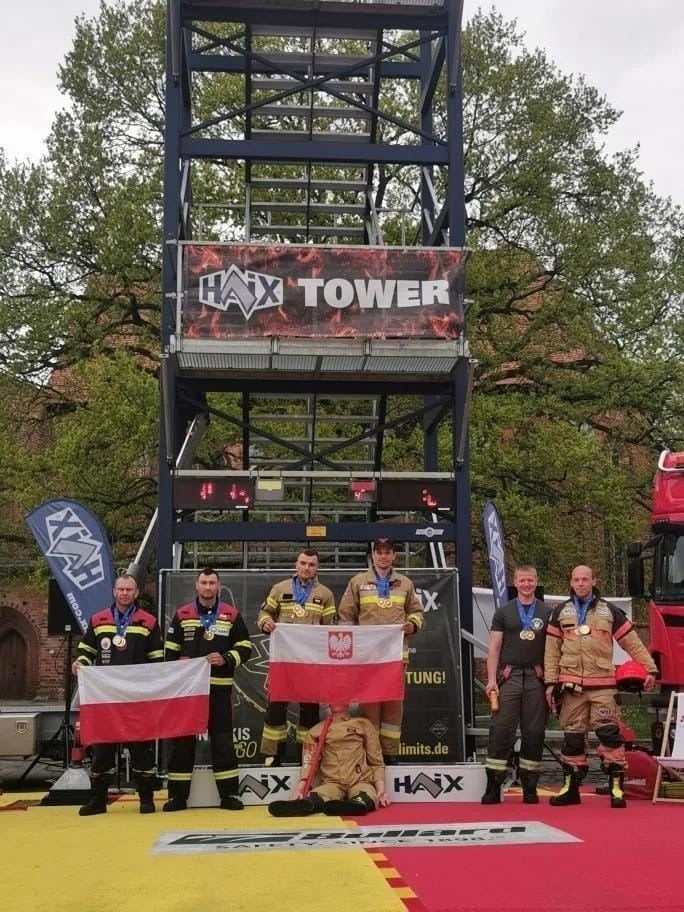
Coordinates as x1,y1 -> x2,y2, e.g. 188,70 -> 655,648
78,658 -> 210,745
268,624 -> 404,704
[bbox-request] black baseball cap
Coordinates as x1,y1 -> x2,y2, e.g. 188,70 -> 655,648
372,538 -> 398,551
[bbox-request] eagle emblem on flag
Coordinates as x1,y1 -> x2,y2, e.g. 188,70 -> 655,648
328,630 -> 353,660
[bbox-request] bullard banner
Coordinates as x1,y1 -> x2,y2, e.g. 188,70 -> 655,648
181,244 -> 464,340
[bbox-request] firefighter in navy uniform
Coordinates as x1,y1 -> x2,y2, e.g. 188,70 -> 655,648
482,565 -> 550,805
72,574 -> 164,816
258,548 -> 336,765
544,564 -> 657,808
163,567 -> 252,811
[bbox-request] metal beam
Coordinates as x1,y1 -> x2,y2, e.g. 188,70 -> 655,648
174,521 -> 456,543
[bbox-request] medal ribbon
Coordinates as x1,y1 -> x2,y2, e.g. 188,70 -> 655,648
571,594 -> 592,627
516,600 -> 536,632
196,597 -> 219,632
374,570 -> 391,601
113,605 -> 136,639
292,576 -> 314,607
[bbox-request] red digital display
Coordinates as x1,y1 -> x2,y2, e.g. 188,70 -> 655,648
173,477 -> 253,510
377,479 -> 453,512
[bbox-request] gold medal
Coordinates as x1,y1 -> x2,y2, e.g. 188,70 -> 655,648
293,603 -> 307,617
526,630 -> 536,640
113,635 -> 127,649
577,624 -> 591,636
377,597 -> 392,609
203,630 -> 215,641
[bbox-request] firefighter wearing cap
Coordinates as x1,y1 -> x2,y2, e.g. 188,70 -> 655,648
258,549 -> 336,764
544,564 -> 657,808
338,539 -> 423,761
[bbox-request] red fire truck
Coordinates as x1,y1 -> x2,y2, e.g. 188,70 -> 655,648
628,450 -> 684,687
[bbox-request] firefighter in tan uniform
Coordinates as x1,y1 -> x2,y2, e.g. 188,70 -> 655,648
258,549 -> 336,764
338,539 -> 424,762
268,704 -> 389,817
544,565 -> 657,808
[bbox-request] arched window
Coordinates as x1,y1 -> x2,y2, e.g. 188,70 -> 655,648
0,629 -> 28,699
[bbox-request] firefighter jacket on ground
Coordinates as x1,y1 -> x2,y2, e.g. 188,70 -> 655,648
338,568 -> 423,661
165,599 -> 252,686
76,605 -> 163,667
257,577 -> 336,630
544,592 -> 657,687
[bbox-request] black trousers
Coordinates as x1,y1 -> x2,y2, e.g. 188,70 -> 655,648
486,667 -> 547,772
167,687 -> 238,799
91,741 -> 155,779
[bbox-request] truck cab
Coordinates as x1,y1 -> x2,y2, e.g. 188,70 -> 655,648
628,451 -> 684,687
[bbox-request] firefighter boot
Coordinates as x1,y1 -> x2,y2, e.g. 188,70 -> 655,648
217,779 -> 244,811
162,779 -> 189,812
605,764 -> 627,809
269,793 -> 325,818
481,769 -> 506,805
79,775 -> 109,817
519,771 -> 540,805
549,764 -> 585,806
264,743 -> 286,768
137,775 -> 156,814
324,792 -> 376,816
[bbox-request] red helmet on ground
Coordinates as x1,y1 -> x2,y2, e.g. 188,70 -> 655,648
615,661 -> 648,692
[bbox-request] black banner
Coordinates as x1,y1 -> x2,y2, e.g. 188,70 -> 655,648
161,569 -> 464,762
182,244 -> 464,340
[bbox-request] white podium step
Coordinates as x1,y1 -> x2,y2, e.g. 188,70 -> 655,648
187,763 -> 486,807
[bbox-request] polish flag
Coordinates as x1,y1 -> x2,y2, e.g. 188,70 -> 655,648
268,624 -> 404,704
78,658 -> 210,745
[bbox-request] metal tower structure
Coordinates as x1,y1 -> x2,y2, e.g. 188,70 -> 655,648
156,0 -> 474,752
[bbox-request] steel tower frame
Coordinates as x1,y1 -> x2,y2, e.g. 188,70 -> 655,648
157,0 -> 473,746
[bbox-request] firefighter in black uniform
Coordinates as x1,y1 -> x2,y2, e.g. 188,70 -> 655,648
482,565 -> 550,805
72,574 -> 164,816
163,567 -> 252,811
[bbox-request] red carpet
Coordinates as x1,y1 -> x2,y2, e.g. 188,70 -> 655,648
366,795 -> 684,912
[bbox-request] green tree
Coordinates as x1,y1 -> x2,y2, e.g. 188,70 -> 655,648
0,3 -> 681,593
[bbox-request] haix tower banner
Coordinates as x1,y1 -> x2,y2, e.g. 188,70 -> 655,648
482,501 -> 508,611
181,244 -> 464,340
26,499 -> 117,633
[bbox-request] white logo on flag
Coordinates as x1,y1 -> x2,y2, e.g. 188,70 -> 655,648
44,507 -> 105,590
328,631 -> 353,660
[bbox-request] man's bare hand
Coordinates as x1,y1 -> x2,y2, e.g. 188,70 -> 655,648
71,660 -> 83,675
206,652 -> 226,666
261,618 -> 276,633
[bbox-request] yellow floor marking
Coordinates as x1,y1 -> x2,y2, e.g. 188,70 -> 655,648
0,796 -> 407,912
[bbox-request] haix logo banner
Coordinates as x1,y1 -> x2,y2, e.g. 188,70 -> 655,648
182,243 -> 464,339
482,501 -> 508,611
26,499 -> 116,633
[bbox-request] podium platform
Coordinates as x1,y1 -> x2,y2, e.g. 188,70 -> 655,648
187,763 -> 486,806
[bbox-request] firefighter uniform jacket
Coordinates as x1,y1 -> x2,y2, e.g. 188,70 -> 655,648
544,593 -> 657,688
305,714 -> 384,790
165,599 -> 252,687
338,568 -> 423,660
76,605 -> 163,667
257,577 -> 336,630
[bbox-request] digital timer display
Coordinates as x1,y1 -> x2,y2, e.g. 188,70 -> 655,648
173,477 -> 253,510
377,479 -> 453,512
